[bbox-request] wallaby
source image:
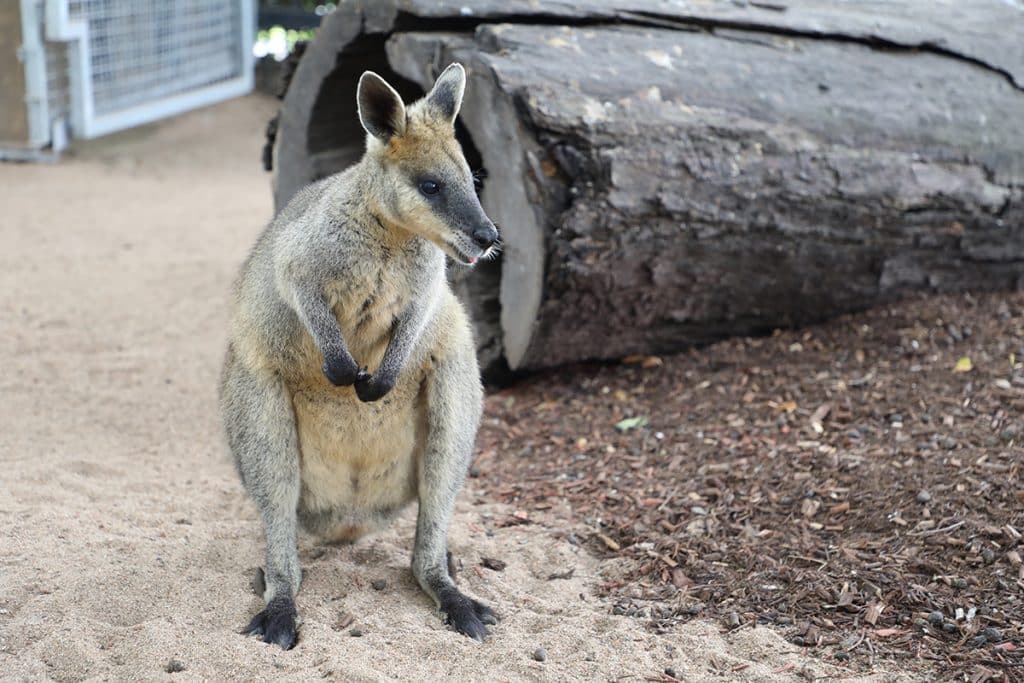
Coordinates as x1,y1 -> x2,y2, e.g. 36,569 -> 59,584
219,63 -> 499,649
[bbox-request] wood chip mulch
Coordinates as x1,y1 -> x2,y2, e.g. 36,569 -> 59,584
475,291 -> 1024,682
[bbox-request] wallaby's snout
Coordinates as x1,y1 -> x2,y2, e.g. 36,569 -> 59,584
453,198 -> 498,263
470,222 -> 498,250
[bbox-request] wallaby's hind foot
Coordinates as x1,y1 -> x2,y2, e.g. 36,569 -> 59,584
243,595 -> 298,650
439,587 -> 498,642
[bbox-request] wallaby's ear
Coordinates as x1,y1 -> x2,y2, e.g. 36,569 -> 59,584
357,71 -> 406,141
426,63 -> 466,124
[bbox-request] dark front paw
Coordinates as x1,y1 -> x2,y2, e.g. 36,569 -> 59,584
354,372 -> 394,402
243,596 -> 298,650
322,355 -> 361,386
439,590 -> 498,642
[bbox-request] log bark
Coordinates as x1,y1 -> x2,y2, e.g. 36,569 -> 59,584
271,0 -> 1024,373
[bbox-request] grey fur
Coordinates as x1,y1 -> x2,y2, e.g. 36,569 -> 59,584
219,63 -> 498,649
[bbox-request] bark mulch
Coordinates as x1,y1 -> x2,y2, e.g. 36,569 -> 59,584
475,291 -> 1024,682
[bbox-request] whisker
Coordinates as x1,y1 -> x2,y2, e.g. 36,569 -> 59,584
472,168 -> 488,189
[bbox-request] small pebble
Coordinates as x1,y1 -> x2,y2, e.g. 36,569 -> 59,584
927,611 -> 945,626
664,667 -> 678,679
916,490 -> 932,503
942,621 -> 958,634
480,557 -> 508,572
952,577 -> 967,589
533,647 -> 547,662
687,603 -> 705,615
726,611 -> 740,628
371,579 -> 386,591
983,627 -> 1003,642
350,628 -> 363,637
971,635 -> 989,648
166,659 -> 186,674
612,604 -> 626,615
835,651 -> 849,661
913,618 -> 928,629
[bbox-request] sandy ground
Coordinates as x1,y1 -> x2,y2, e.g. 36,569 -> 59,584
0,94 -> 908,682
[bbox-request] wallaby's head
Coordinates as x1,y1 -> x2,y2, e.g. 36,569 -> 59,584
356,63 -> 498,265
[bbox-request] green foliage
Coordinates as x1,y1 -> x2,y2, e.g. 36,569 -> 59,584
254,25 -> 316,60
257,26 -> 316,49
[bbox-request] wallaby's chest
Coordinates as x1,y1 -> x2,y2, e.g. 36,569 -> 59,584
324,252 -> 417,357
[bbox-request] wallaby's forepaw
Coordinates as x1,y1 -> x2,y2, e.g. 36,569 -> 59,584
354,371 -> 394,402
322,355 -> 362,387
243,596 -> 298,650
440,591 -> 498,642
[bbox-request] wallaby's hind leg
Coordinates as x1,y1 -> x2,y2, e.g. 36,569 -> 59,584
221,350 -> 302,649
412,347 -> 497,641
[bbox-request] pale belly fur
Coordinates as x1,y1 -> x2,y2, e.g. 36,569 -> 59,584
291,375 -> 426,542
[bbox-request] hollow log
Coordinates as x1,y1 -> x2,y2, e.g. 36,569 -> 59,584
270,1 -> 1024,373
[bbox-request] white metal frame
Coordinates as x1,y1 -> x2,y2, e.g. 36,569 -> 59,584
12,0 -> 254,151
18,0 -> 54,151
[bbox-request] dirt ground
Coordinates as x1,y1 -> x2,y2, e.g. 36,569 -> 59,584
0,92 -> 995,682
479,292 -> 1024,683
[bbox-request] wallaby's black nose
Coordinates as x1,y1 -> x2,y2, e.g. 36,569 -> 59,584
471,224 -> 498,250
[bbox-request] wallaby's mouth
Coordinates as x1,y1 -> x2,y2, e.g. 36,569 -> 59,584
443,234 -> 495,266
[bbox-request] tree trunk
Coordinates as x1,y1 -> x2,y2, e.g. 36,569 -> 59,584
270,1 -> 1024,373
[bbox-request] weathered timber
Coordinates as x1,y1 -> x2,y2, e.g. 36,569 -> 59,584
0,3 -> 31,147
272,0 -> 1024,372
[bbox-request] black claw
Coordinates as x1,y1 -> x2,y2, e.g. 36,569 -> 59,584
475,600 -> 499,626
243,596 -> 298,650
322,355 -> 360,386
354,371 -> 394,403
440,590 -> 496,642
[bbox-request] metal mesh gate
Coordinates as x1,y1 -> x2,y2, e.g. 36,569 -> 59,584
4,0 -> 253,158
70,1 -> 246,117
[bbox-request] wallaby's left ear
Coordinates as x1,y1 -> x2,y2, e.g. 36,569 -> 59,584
426,63 -> 466,124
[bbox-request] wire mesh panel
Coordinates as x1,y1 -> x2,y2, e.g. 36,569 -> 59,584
17,0 -> 255,144
68,1 -> 246,117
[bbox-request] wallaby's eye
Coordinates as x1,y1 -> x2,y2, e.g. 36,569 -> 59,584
419,180 -> 441,196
